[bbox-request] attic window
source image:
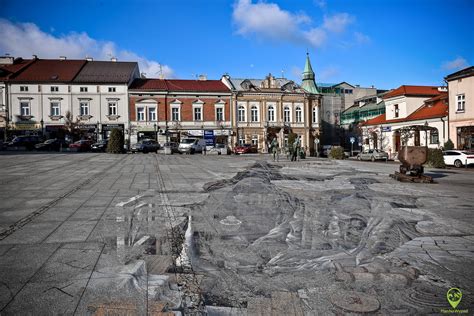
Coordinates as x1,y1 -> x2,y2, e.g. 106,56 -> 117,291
51,75 -> 58,80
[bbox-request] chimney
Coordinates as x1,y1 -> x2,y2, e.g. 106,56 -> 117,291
86,56 -> 93,61
198,74 -> 207,81
32,54 -> 38,59
111,57 -> 117,62
59,56 -> 67,60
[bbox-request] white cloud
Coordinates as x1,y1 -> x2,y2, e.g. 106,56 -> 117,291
354,31 -> 371,44
0,19 -> 174,78
232,0 -> 356,49
319,66 -> 340,80
323,13 -> 354,33
442,57 -> 469,71
314,0 -> 327,9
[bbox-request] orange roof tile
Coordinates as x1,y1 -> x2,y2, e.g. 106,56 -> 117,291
383,85 -> 442,99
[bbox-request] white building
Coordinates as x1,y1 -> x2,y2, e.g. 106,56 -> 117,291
361,85 -> 448,157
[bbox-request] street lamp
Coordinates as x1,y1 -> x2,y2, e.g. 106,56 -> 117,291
40,119 -> 44,137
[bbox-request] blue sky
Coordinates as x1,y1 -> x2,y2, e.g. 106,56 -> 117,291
1,0 -> 473,89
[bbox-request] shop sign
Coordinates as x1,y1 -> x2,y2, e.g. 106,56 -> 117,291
204,130 -> 215,146
77,124 -> 97,130
188,130 -> 203,136
103,124 -> 124,131
13,123 -> 39,130
213,129 -> 231,136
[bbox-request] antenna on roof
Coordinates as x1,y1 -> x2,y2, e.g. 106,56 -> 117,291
281,70 -> 284,78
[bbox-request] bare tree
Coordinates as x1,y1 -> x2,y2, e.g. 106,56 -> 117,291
64,111 -> 82,140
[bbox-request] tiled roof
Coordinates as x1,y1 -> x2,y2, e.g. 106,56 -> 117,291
383,85 -> 441,99
73,61 -> 138,83
130,79 -> 231,92
0,58 -> 34,80
129,79 -> 168,90
10,59 -> 86,82
362,93 -> 448,126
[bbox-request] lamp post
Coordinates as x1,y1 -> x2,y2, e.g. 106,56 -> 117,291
40,119 -> 44,137
154,123 -> 157,141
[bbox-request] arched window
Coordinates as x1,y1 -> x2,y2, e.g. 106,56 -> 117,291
284,106 -> 290,123
251,105 -> 259,122
238,105 -> 246,122
295,106 -> 302,123
267,105 -> 275,122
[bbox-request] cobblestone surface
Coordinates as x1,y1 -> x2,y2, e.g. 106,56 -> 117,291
0,152 -> 473,314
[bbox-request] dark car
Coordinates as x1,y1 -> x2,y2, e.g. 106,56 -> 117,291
91,139 -> 108,152
35,138 -> 67,151
131,139 -> 160,153
8,135 -> 42,150
69,140 -> 92,152
234,144 -> 258,154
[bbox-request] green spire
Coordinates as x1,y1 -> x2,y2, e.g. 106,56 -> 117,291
301,52 -> 320,94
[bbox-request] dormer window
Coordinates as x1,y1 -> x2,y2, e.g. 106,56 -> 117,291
394,104 -> 399,118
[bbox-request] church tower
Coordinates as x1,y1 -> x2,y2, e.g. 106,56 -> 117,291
301,53 -> 320,94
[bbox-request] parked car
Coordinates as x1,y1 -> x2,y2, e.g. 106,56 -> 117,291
234,144 -> 258,154
68,140 -> 92,152
178,138 -> 207,154
208,143 -> 231,155
35,138 -> 67,151
91,139 -> 108,152
163,142 -> 180,154
443,150 -> 474,168
357,149 -> 389,161
321,145 -> 333,157
131,139 -> 160,153
8,135 -> 42,150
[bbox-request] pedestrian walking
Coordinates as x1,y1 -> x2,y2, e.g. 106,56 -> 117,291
270,138 -> 279,162
291,136 -> 301,162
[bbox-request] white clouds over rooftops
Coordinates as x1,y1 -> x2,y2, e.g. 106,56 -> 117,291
232,0 -> 360,48
0,19 -> 174,78
442,57 -> 469,71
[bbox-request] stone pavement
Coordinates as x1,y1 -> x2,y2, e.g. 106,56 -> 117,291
0,152 -> 473,315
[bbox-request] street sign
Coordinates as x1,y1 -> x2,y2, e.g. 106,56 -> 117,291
314,138 -> 320,144
350,137 -> 355,144
381,126 -> 391,132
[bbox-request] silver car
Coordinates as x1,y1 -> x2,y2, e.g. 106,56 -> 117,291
357,149 -> 389,161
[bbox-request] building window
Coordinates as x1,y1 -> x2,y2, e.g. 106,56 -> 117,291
251,135 -> 258,146
194,107 -> 202,121
238,135 -> 245,145
295,106 -> 302,123
50,86 -> 59,92
108,102 -> 117,116
267,105 -> 275,122
394,104 -> 399,118
238,105 -> 245,122
172,107 -> 180,121
148,107 -> 156,121
50,102 -> 60,116
216,107 -> 224,121
457,94 -> 465,112
20,86 -> 28,92
312,107 -> 318,123
284,106 -> 290,123
137,107 -> 145,121
80,87 -> 88,92
80,102 -> 89,116
108,87 -> 116,93
251,105 -> 258,122
20,101 -> 30,116
430,130 -> 439,144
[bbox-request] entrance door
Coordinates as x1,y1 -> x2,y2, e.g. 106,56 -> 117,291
393,131 -> 400,152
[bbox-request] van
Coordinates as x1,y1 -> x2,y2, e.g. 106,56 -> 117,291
178,138 -> 207,154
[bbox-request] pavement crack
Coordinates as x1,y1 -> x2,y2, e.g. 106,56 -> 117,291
44,286 -> 74,298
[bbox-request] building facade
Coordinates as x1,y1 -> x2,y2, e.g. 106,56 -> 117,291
128,78 -> 232,146
361,86 -> 448,156
222,55 -> 322,155
3,57 -> 139,142
445,66 -> 474,149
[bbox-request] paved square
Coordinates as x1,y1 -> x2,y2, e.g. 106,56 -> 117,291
0,153 -> 473,314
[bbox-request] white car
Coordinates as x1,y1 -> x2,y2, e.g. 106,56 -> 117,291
443,150 -> 474,168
